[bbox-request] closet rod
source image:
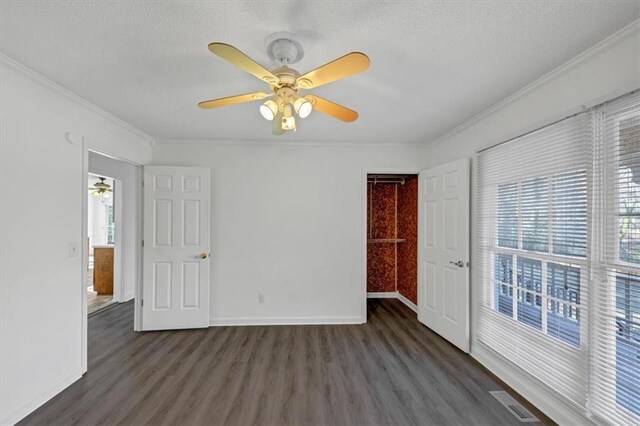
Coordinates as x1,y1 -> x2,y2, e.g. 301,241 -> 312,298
367,175 -> 407,185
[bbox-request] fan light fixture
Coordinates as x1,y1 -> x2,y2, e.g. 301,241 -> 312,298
198,33 -> 369,136
293,96 -> 312,118
89,177 -> 113,198
259,99 -> 279,121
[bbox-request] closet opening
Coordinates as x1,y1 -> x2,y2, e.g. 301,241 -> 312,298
366,173 -> 419,314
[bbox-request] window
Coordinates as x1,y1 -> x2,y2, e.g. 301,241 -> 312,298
106,205 -> 115,245
521,177 -> 548,253
477,91 -> 640,424
477,113 -> 591,407
494,253 -> 513,317
547,263 -> 580,346
598,103 -> 640,421
498,183 -> 518,248
517,257 -> 543,330
553,171 -> 588,257
492,170 -> 586,347
616,273 -> 640,416
618,116 -> 640,266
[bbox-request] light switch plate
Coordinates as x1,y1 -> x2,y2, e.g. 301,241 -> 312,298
68,242 -> 79,257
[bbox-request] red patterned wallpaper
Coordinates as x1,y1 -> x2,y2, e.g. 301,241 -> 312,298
367,183 -> 396,293
367,178 -> 418,302
397,176 -> 418,304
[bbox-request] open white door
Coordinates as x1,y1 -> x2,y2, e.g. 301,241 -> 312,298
418,158 -> 470,352
142,166 -> 210,330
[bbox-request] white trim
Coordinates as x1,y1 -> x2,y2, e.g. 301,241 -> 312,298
0,369 -> 83,426
0,52 -> 155,145
472,343 -> 596,426
155,138 -> 431,149
367,292 -> 398,298
112,179 -> 124,303
397,292 -> 418,313
209,316 -> 363,327
81,140 -> 89,375
123,291 -> 136,302
430,19 -> 640,148
367,291 -> 418,312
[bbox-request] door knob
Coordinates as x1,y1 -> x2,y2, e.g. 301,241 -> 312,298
449,260 -> 464,268
199,253 -> 209,259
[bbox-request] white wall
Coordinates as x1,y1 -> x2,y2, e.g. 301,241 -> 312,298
423,21 -> 640,425
426,21 -> 640,167
152,141 -> 428,324
89,153 -> 141,301
0,57 -> 152,425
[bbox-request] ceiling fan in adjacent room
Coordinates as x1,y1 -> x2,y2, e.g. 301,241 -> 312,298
198,32 -> 370,135
89,177 -> 112,198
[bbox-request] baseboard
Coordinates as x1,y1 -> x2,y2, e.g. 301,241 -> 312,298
1,368 -> 83,426
123,291 -> 135,302
396,292 -> 418,313
472,343 -> 594,426
209,316 -> 362,327
366,292 -> 397,298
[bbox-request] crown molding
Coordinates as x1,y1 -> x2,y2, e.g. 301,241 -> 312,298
429,18 -> 640,148
154,138 -> 430,149
0,52 -> 155,146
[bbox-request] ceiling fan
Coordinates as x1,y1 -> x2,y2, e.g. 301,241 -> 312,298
89,177 -> 112,198
198,32 -> 370,135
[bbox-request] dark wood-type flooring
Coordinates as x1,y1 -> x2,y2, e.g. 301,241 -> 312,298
21,299 -> 552,425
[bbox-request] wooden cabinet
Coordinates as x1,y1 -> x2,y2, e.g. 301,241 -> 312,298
93,245 -> 114,295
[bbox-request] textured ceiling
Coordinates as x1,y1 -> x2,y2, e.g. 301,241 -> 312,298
1,1 -> 638,144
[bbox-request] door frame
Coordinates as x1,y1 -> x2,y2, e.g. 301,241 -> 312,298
361,166 -> 422,323
81,144 -> 144,373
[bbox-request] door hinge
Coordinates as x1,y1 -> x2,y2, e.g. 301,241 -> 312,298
141,299 -> 144,307
142,240 -> 144,247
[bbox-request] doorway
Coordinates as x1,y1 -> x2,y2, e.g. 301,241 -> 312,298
87,174 -> 119,314
366,174 -> 419,312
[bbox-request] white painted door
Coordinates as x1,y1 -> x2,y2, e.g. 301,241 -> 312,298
418,158 -> 470,352
142,166 -> 210,330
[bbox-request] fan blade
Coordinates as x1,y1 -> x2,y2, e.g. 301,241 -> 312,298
198,92 -> 270,109
272,111 -> 285,135
306,95 -> 358,122
297,52 -> 370,89
208,43 -> 280,85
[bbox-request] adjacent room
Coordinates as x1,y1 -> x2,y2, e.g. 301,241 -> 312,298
1,2 -> 639,425
87,174 -> 116,314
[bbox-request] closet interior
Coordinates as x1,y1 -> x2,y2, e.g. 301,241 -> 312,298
367,174 -> 418,305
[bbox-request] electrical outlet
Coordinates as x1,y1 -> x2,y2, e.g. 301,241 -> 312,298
68,242 -> 79,257
258,293 -> 265,304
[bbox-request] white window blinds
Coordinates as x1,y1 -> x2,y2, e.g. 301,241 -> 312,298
475,91 -> 640,424
475,113 -> 593,407
590,92 -> 640,425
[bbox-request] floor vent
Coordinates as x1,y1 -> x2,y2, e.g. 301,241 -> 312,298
489,391 -> 539,423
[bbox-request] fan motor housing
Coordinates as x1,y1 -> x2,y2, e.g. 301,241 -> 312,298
272,66 -> 300,86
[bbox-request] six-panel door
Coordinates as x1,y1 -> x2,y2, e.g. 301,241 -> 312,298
142,166 -> 210,330
418,158 -> 470,352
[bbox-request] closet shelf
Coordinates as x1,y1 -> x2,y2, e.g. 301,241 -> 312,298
367,239 -> 406,244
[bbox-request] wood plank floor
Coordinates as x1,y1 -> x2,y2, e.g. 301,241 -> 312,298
87,291 -> 115,315
21,299 -> 552,425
